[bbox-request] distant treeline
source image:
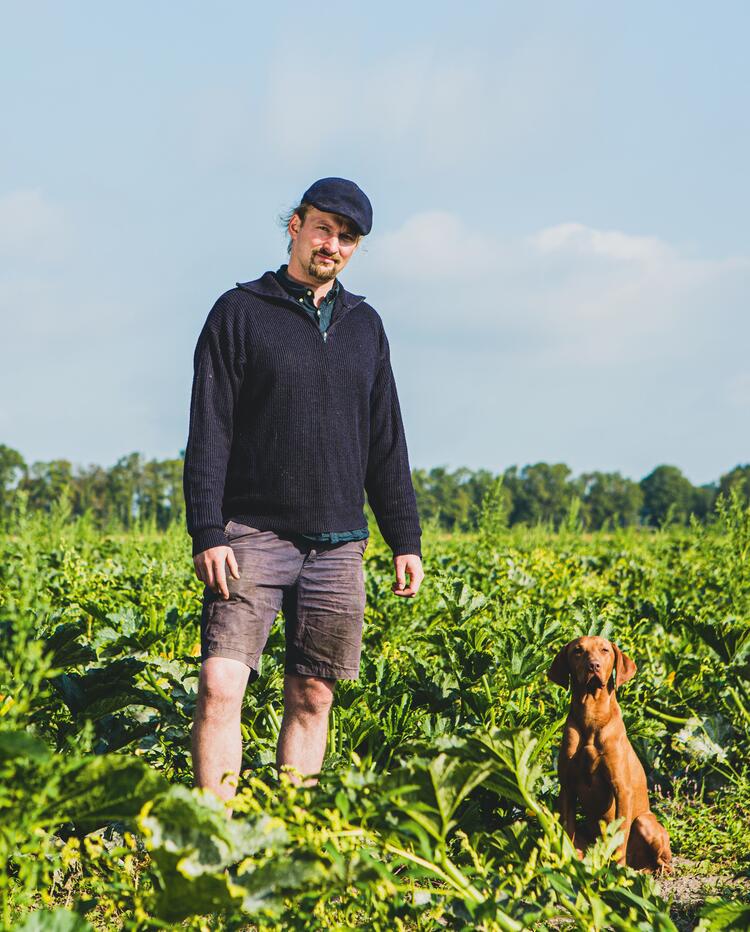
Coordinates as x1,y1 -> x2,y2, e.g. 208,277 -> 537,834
0,444 -> 748,533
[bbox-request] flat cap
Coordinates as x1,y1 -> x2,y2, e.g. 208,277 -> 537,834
301,177 -> 373,236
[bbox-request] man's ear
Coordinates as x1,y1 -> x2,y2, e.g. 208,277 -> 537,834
612,644 -> 637,687
548,645 -> 571,688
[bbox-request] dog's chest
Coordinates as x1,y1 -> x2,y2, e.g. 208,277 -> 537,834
576,743 -> 604,785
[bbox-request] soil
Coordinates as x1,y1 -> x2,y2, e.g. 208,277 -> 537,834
657,857 -> 750,931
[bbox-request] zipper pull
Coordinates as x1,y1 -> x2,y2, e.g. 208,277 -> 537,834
323,331 -> 328,343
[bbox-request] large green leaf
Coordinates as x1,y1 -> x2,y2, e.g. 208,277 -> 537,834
435,576 -> 489,626
427,753 -> 492,839
463,728 -> 545,811
43,622 -> 97,669
692,617 -> 750,666
139,784 -> 290,921
0,729 -> 51,763
234,857 -> 328,917
88,607 -> 165,658
38,754 -> 167,828
700,898 -> 750,930
51,658 -> 153,718
12,909 -> 94,931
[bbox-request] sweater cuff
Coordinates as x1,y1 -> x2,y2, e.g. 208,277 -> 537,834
191,526 -> 230,557
388,536 -> 422,559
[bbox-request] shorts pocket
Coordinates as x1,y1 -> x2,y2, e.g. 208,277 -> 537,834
224,519 -> 259,542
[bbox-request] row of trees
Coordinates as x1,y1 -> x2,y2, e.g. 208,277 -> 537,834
1,443 -> 748,532
0,447 -> 184,531
414,463 -> 749,531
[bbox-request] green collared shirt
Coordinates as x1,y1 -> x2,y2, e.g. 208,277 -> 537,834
275,265 -> 339,334
273,265 -> 369,544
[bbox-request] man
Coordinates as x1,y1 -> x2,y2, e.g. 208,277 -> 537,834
184,177 -> 424,800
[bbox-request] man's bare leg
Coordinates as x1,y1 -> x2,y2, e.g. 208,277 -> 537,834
191,656 -> 250,802
276,672 -> 335,785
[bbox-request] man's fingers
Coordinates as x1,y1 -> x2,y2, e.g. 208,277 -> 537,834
392,554 -> 424,598
409,568 -> 424,595
227,549 -> 240,580
194,546 -> 237,596
214,560 -> 229,600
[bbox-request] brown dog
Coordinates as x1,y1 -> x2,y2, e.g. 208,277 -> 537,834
548,636 -> 672,873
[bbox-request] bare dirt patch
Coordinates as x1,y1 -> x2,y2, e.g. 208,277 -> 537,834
657,857 -> 750,931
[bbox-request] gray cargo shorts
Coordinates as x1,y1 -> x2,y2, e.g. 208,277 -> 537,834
200,519 -> 368,682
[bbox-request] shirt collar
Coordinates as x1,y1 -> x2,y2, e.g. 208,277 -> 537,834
275,265 -> 339,304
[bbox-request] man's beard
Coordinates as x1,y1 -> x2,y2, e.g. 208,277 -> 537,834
307,251 -> 339,282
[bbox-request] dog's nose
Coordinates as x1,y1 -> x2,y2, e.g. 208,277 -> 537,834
588,661 -> 601,671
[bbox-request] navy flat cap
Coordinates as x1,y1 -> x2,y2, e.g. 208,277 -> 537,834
301,177 -> 373,236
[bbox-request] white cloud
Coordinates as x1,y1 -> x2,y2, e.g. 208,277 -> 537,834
367,210 -> 494,279
530,222 -> 673,262
356,211 -> 750,367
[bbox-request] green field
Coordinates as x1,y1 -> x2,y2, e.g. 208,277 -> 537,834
2,495 -> 750,931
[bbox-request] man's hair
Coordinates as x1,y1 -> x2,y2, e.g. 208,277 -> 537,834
279,201 -> 312,255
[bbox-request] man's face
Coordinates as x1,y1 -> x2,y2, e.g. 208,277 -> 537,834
288,207 -> 360,284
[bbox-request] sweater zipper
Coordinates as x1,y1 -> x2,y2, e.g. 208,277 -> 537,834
317,306 -> 328,343
277,297 -> 329,344
266,293 -> 353,345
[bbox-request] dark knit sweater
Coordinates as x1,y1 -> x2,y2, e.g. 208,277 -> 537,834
183,271 -> 422,558
272,266 -> 368,544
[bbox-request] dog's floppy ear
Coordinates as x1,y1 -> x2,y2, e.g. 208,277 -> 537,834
547,644 -> 571,688
612,644 -> 637,687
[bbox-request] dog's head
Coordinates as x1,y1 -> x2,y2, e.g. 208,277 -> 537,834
547,636 -> 636,692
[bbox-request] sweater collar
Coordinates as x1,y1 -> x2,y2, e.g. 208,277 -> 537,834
274,265 -> 340,307
237,270 -> 366,315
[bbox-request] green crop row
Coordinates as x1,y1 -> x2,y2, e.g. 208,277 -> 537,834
1,493 -> 749,930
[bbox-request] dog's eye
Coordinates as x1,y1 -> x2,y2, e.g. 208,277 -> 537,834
574,647 -> 583,653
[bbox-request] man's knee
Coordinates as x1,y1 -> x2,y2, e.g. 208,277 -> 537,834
197,657 -> 249,717
284,674 -> 335,718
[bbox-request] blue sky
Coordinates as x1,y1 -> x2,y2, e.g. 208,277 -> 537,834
1,1 -> 748,484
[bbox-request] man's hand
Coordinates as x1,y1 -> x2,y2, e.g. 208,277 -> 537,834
392,554 -> 424,597
194,545 -> 240,600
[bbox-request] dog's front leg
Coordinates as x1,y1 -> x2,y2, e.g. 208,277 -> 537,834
558,784 -> 578,839
557,759 -> 581,855
610,777 -> 634,866
560,788 -> 585,857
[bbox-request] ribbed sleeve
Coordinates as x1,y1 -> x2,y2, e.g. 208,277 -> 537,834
364,326 -> 422,556
183,292 -> 246,556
